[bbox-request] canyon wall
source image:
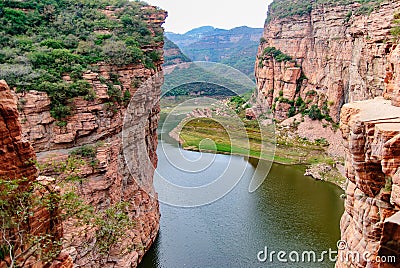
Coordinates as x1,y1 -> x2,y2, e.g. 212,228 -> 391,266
0,80 -> 73,268
338,98 -> 400,267
336,34 -> 400,268
258,0 -> 400,267
6,6 -> 167,268
256,0 -> 400,122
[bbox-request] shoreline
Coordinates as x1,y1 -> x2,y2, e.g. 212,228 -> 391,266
171,130 -> 347,190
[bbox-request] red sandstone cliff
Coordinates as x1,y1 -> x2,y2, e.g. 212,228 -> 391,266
0,80 -> 73,268
8,6 -> 167,268
338,98 -> 400,267
335,30 -> 400,268
256,0 -> 400,122
257,1 -> 400,267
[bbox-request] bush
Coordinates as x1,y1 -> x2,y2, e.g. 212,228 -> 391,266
307,105 -> 324,120
40,39 -> 65,49
50,103 -> 72,120
288,106 -> 296,117
263,47 -> 292,62
70,145 -> 97,158
123,90 -> 131,106
266,0 -> 312,23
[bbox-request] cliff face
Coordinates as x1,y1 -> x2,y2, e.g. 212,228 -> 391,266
335,35 -> 400,268
0,81 -> 37,182
256,0 -> 400,122
257,1 -> 400,267
10,7 -> 167,268
0,80 -> 73,268
338,97 -> 400,267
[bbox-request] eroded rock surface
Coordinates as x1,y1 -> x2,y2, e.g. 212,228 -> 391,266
338,98 -> 400,268
0,80 -> 72,268
12,8 -> 167,268
256,1 -> 400,122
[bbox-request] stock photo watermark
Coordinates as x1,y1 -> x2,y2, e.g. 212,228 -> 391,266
123,61 -> 276,208
257,241 -> 396,264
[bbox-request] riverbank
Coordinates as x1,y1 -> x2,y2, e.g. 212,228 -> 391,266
168,113 -> 346,188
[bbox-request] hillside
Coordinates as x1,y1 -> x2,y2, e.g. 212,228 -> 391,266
166,26 -> 263,77
163,36 -> 191,66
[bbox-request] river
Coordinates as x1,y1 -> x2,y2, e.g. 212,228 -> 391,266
138,110 -> 344,268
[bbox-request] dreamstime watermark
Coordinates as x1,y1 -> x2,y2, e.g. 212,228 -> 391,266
122,61 -> 277,208
257,241 -> 397,264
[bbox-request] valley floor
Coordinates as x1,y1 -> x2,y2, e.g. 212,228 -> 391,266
162,97 -> 346,188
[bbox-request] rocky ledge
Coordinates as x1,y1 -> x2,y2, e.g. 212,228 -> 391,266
338,97 -> 400,267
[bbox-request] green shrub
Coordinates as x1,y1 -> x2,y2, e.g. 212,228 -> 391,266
123,90 -> 132,106
391,26 -> 400,38
295,97 -> 305,107
50,103 -> 72,120
315,138 -> 329,146
266,0 -> 312,23
56,121 -> 68,127
230,95 -> 246,109
263,47 -> 292,62
306,90 -> 317,96
40,39 -> 65,49
70,145 -> 97,158
288,106 -> 296,117
107,85 -> 123,103
307,105 -> 324,120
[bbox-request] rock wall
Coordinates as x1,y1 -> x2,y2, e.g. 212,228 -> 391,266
0,80 -> 73,268
0,80 -> 37,182
12,8 -> 167,268
256,0 -> 400,122
337,37 -> 400,267
338,97 -> 400,267
257,1 -> 400,267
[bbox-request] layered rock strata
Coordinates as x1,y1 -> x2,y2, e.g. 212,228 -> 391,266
13,8 -> 167,268
338,98 -> 400,267
0,80 -> 72,268
256,0 -> 400,122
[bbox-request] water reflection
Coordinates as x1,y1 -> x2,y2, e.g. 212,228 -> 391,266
139,140 -> 344,268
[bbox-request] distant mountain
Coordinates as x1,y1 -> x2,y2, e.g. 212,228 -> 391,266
165,26 -> 264,77
163,37 -> 191,66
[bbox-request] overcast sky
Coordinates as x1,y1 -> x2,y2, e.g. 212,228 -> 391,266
145,0 -> 273,34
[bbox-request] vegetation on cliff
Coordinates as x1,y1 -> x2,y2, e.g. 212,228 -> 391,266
391,11 -> 400,40
0,0 -> 164,119
0,156 -> 137,266
259,47 -> 293,65
266,0 -> 387,23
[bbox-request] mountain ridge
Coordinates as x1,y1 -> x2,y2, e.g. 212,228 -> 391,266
166,26 -> 263,77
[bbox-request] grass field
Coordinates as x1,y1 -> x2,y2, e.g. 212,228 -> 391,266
160,96 -> 346,186
177,116 -> 334,165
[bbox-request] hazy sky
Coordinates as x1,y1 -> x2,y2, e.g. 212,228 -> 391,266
145,0 -> 273,34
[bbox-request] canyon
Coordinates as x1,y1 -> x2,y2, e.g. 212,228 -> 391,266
256,0 -> 400,122
256,0 -> 400,267
2,0 -> 400,267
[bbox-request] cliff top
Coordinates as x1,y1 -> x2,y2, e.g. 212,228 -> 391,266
343,97 -> 400,123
